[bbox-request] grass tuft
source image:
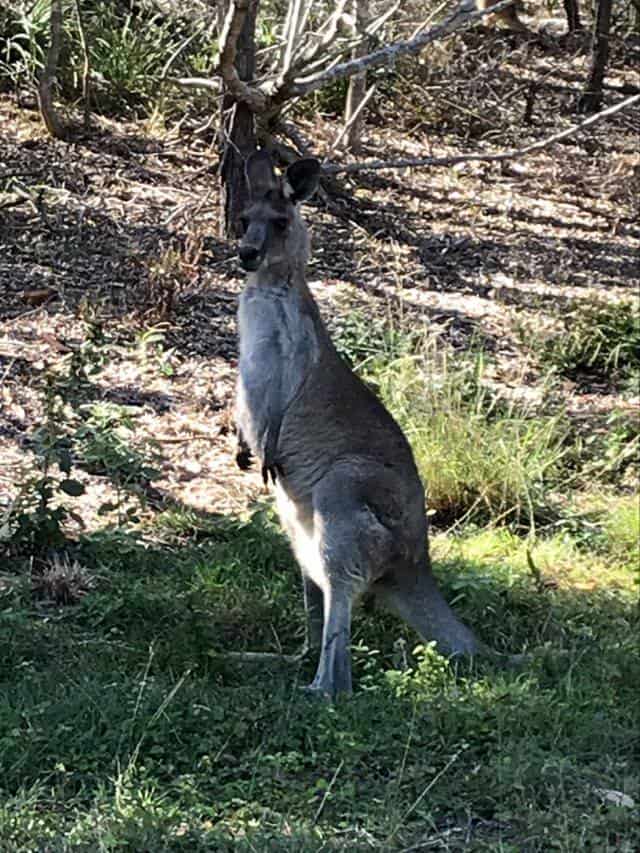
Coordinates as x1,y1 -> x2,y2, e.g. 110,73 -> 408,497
528,298 -> 640,390
370,340 -> 570,529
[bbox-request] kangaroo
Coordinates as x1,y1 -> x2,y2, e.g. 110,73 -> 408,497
235,150 -> 480,698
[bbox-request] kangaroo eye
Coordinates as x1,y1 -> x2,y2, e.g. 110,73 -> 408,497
273,217 -> 288,231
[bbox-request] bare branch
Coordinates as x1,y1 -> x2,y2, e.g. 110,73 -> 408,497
322,93 -> 640,174
337,82 -> 376,156
37,0 -> 67,139
293,0 -> 351,69
218,0 -> 267,112
282,0 -> 313,75
214,651 -> 304,665
288,0 -> 518,99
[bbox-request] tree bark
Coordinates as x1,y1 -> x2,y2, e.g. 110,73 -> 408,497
219,0 -> 259,238
344,0 -> 370,153
38,0 -> 67,139
562,0 -> 582,33
577,0 -> 613,114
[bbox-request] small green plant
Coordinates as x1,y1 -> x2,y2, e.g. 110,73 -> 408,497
0,318 -> 160,560
535,298 -> 640,387
136,323 -> 175,376
74,401 -> 161,521
0,374 -> 85,559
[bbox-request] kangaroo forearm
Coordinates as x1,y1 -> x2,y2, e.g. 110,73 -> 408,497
236,390 -> 284,470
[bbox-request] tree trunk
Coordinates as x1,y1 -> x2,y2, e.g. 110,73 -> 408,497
562,0 -> 582,32
38,0 -> 67,139
218,0 -> 259,238
577,0 -> 613,113
344,0 -> 370,153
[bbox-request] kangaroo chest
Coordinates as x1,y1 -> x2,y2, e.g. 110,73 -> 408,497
236,285 -> 319,456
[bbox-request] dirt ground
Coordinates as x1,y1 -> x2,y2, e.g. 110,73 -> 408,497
1,31 -> 639,529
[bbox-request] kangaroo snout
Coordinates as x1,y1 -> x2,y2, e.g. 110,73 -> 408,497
239,244 -> 262,271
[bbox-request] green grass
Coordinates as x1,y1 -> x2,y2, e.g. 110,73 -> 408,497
357,338 -> 570,529
1,506 -> 638,852
525,298 -> 640,392
2,314 -> 638,850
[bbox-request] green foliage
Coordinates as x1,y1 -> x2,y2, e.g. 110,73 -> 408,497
353,325 -> 570,529
599,495 -> 640,567
82,4 -> 185,115
577,408 -> 640,488
0,373 -> 84,558
332,308 -> 421,370
74,401 -> 160,514
535,298 -> 640,388
0,510 -> 638,851
0,0 -> 51,86
0,320 -> 160,559
0,1 -> 219,117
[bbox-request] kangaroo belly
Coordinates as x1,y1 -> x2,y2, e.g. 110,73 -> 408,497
275,481 -> 329,593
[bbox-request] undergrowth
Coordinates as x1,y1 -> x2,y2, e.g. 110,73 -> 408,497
1,273 -> 638,853
524,298 -> 640,392
336,314 -> 571,529
0,1 -> 218,118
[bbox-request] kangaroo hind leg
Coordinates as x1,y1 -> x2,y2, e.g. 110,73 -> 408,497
301,574 -> 324,656
302,490 -> 392,698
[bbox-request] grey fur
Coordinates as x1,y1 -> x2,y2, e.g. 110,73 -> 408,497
236,151 -> 480,698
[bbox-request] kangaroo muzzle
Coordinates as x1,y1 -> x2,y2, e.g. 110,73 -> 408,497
239,221 -> 268,271
239,244 -> 262,271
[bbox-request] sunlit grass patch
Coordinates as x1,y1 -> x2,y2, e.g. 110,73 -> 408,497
432,519 -> 638,595
370,344 -> 570,529
538,298 -> 640,389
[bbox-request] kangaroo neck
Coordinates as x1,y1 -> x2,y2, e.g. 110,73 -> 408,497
247,261 -> 327,326
245,256 -> 307,293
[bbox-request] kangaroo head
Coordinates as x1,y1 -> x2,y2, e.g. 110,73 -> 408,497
238,150 -> 321,274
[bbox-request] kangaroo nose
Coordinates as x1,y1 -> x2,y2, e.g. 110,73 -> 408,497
239,245 -> 261,270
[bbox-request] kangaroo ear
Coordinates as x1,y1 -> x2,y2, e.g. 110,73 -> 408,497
245,149 -> 278,199
283,158 -> 321,204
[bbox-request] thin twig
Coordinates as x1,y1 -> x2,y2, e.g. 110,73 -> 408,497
409,0 -> 450,39
312,759 -> 345,824
326,83 -> 376,159
388,749 -> 462,842
169,76 -> 222,92
161,28 -> 204,81
322,93 -> 640,174
73,0 -> 91,129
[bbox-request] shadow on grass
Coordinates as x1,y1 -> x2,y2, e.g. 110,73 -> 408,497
1,507 -> 638,850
